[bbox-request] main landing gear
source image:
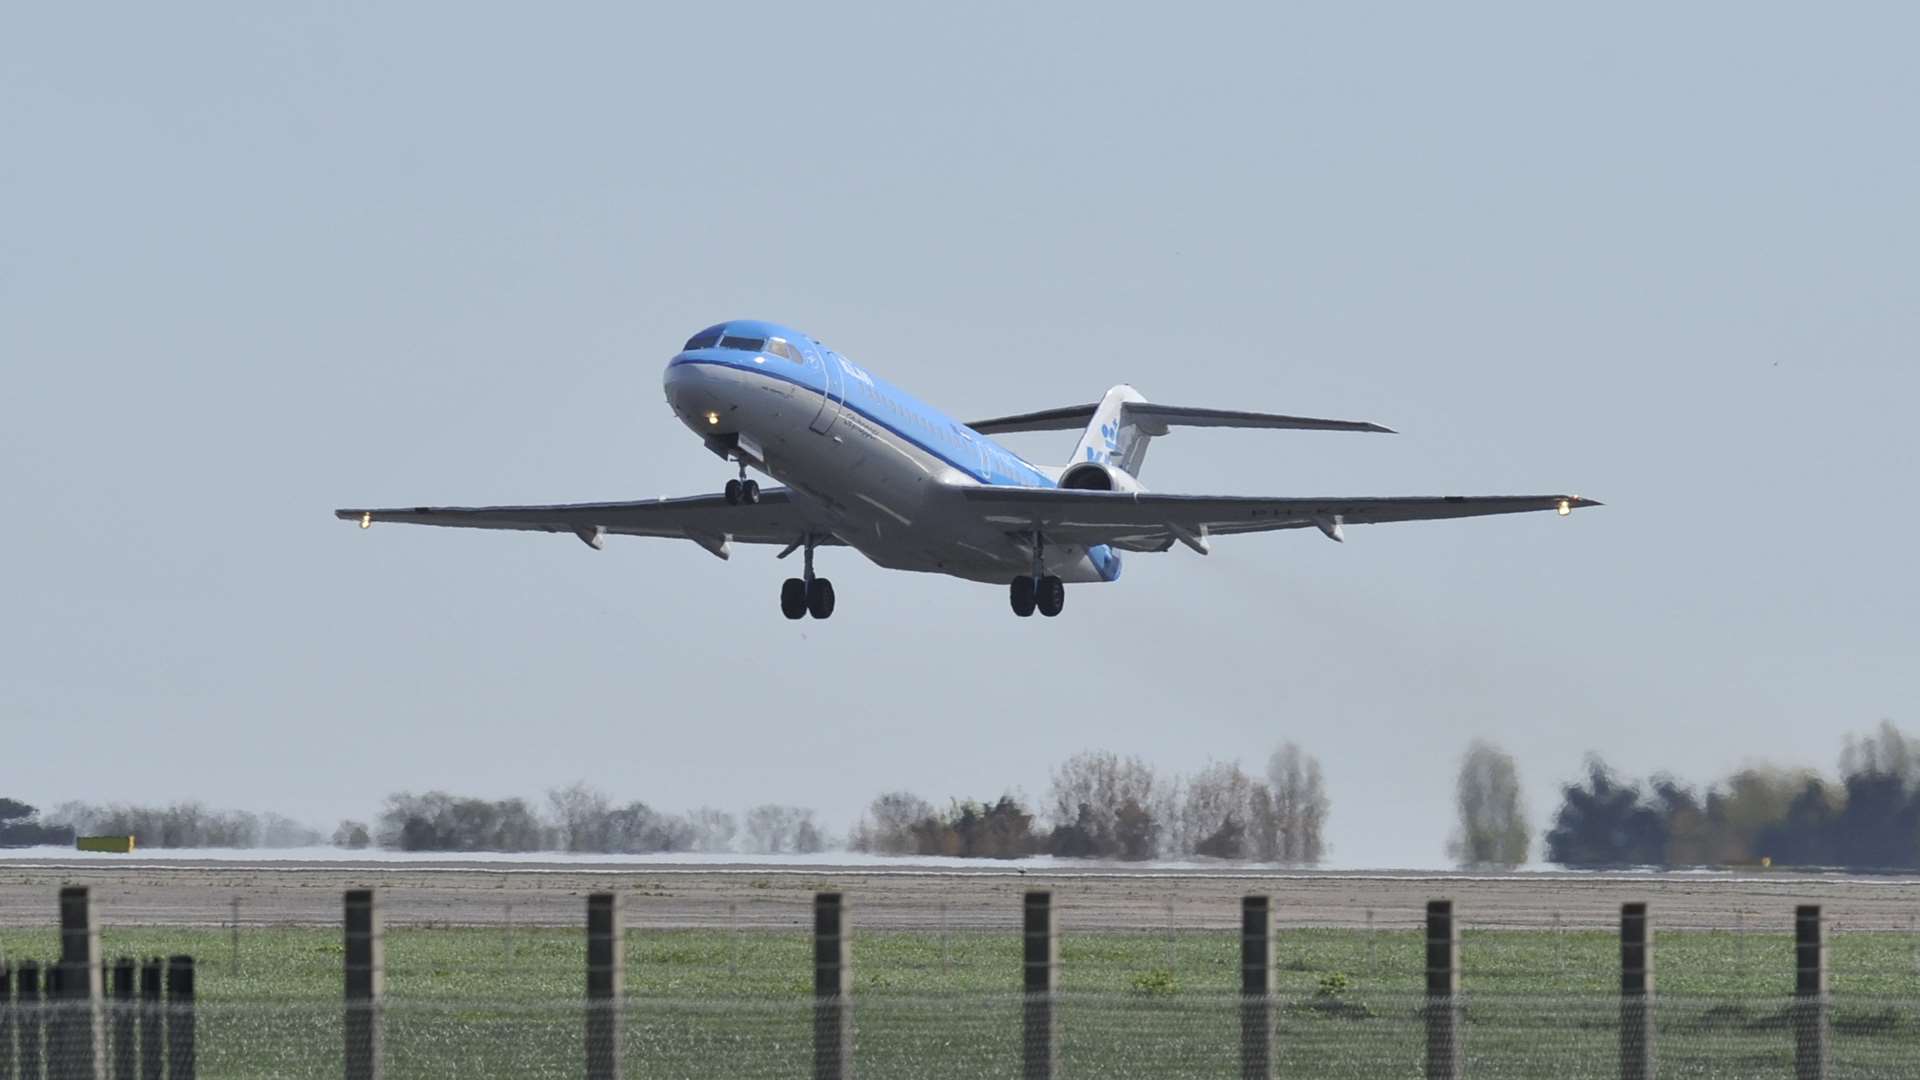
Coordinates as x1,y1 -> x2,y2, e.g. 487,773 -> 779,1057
782,536 -> 834,620
1010,527 -> 1065,617
1010,575 -> 1065,618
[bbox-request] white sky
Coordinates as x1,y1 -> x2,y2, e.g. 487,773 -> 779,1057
4,4 -> 1915,864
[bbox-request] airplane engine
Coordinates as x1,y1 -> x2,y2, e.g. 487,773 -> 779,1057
1057,461 -> 1144,494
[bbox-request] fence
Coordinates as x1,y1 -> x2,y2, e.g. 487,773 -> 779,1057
3,883 -> 1918,1078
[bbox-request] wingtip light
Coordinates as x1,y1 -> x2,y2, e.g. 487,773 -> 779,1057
360,512 -> 372,529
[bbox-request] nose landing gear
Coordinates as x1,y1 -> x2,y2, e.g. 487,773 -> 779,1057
781,535 -> 834,620
723,457 -> 760,506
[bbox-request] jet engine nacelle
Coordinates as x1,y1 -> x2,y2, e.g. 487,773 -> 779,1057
1057,461 -> 1145,494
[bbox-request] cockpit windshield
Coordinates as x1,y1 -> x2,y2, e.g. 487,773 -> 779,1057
683,330 -> 723,351
719,335 -> 766,353
765,337 -> 800,361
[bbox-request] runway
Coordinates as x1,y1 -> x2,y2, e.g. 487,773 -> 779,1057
4,858 -> 1915,931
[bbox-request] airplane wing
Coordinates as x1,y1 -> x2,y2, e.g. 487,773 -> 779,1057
959,488 -> 1599,552
334,489 -> 841,560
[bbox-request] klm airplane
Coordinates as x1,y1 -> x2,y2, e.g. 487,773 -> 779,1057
337,319 -> 1598,620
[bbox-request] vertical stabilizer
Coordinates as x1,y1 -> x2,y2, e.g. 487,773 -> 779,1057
1069,385 -> 1154,478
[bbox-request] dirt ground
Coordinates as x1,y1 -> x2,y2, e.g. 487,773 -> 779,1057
4,860 -> 1916,932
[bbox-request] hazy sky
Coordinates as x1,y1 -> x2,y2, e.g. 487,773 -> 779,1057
5,4 -> 1915,866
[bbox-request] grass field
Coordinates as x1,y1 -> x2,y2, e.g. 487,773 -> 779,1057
3,926 -> 1917,1077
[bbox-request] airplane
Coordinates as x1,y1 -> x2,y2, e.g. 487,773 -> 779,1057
336,319 -> 1598,620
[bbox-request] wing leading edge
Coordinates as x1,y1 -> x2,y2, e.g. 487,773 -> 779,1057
959,487 -> 1600,552
334,489 -> 840,560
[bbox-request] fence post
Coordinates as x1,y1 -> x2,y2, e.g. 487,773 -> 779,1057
1794,905 -> 1828,1080
137,961 -> 160,1080
56,886 -> 103,1080
1023,890 -> 1057,1080
18,963 -> 40,1080
344,889 -> 383,1080
585,893 -> 624,1080
1241,895 -> 1274,1080
108,960 -> 132,1080
1619,902 -> 1654,1080
813,892 -> 851,1080
164,958 -> 194,1080
1425,899 -> 1461,1080
2,960 -> 13,1080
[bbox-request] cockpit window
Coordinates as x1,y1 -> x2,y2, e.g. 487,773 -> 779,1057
719,335 -> 766,353
765,337 -> 800,362
683,330 -> 722,351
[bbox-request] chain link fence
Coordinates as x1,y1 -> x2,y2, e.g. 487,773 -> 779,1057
4,872 -> 1920,1076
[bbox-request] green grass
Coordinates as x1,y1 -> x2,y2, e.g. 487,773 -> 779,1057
3,927 -> 1918,1077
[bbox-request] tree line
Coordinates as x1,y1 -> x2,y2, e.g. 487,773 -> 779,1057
1544,721 -> 1920,870
348,785 -> 826,855
847,744 -> 1331,862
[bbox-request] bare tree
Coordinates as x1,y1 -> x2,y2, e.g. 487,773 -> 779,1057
1267,743 -> 1330,863
1181,761 -> 1258,859
743,804 -> 821,854
1449,739 -> 1530,867
687,807 -> 738,852
548,782 -> 613,853
851,792 -> 935,854
1046,752 -> 1158,859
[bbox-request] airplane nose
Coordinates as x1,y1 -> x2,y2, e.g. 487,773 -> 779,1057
663,356 -> 724,429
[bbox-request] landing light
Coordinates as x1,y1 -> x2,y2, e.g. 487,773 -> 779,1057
360,512 -> 372,529
705,411 -> 720,426
1557,499 -> 1571,517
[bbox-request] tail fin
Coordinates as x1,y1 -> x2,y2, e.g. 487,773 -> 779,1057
1070,385 -> 1155,477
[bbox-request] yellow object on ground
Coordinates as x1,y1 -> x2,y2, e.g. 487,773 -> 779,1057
76,835 -> 136,853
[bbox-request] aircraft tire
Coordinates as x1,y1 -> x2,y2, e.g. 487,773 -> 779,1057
808,578 -> 836,620
741,480 -> 760,505
724,479 -> 743,505
781,578 -> 808,620
1037,576 -> 1066,618
1010,576 -> 1037,617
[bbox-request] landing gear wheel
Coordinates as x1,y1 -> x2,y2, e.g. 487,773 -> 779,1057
741,479 -> 760,505
1010,576 -> 1037,617
780,578 -> 808,620
807,577 -> 836,620
1037,575 -> 1066,618
724,479 -> 743,505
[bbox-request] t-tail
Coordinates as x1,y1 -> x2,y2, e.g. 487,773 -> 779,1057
969,385 -> 1397,482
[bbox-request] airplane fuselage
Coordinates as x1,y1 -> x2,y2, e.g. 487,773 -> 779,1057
662,320 -> 1121,586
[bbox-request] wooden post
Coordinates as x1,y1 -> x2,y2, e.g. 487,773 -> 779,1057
1619,903 -> 1654,1080
585,893 -> 624,1080
1,960 -> 13,1080
812,892 -> 851,1080
164,958 -> 194,1080
1794,905 -> 1829,1080
1023,891 -> 1057,1080
56,886 -> 104,1080
18,963 -> 40,1080
343,889 -> 383,1080
1424,900 -> 1461,1080
137,961 -> 161,1080
1241,895 -> 1274,1080
109,960 -> 134,1080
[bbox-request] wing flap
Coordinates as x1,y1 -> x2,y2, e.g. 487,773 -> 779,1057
335,489 -> 842,548
959,488 -> 1598,549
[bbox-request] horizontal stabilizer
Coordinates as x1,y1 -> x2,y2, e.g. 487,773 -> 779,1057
967,401 -> 1392,435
